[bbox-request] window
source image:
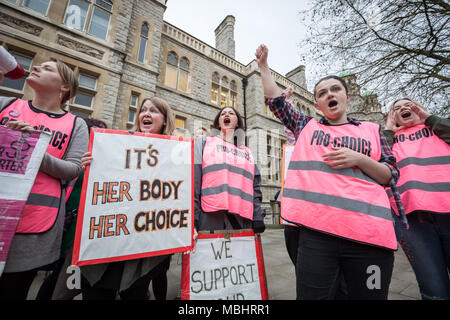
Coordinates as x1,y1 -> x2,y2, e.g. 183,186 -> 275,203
73,72 -> 97,108
165,51 -> 178,89
1,52 -> 33,92
128,93 -> 139,124
7,0 -> 51,16
266,135 -> 284,182
210,73 -> 238,108
64,0 -> 112,40
220,77 -> 229,107
164,52 -> 190,92
230,80 -> 237,107
175,116 -> 186,129
210,72 -> 220,104
178,57 -> 189,92
137,23 -> 149,63
23,0 -> 51,15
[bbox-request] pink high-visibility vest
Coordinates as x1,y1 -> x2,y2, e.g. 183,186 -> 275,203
282,119 -> 397,250
388,124 -> 450,215
0,99 -> 76,233
201,136 -> 255,220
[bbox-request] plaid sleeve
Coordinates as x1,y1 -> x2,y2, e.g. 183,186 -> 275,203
264,94 -> 311,140
378,126 -> 408,227
378,126 -> 399,185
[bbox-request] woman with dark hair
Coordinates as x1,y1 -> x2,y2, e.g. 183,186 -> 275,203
385,98 -> 450,300
256,44 -> 401,300
194,106 -> 265,234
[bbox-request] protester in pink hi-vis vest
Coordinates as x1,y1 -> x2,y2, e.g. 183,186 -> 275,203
256,44 -> 400,300
0,59 -> 88,300
194,107 -> 265,234
385,98 -> 450,300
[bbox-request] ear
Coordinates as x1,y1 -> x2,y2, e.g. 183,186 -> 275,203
60,84 -> 70,97
313,102 -> 320,110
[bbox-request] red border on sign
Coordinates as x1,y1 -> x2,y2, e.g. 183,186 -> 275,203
72,129 -> 194,266
180,230 -> 268,300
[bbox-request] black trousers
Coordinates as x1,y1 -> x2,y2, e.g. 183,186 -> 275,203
296,227 -> 394,300
0,269 -> 38,300
81,256 -> 171,300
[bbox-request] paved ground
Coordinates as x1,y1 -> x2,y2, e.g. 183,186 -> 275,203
27,228 -> 420,300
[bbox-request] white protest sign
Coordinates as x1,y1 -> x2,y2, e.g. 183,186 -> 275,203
72,129 -> 193,266
0,127 -> 51,276
181,231 -> 268,300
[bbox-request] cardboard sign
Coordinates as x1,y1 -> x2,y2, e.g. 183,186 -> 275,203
280,145 -> 296,226
72,129 -> 194,266
181,230 -> 268,300
0,127 -> 50,276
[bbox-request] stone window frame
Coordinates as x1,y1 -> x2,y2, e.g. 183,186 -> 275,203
210,72 -> 238,108
127,92 -> 140,127
6,0 -> 52,16
63,0 -> 113,41
68,67 -> 99,117
175,114 -> 186,129
163,50 -> 191,93
0,43 -> 35,98
137,22 -> 149,64
266,133 -> 285,182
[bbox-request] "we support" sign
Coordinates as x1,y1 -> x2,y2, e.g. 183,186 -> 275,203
181,230 -> 268,300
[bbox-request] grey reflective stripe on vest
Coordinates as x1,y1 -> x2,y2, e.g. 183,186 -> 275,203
288,160 -> 378,185
397,156 -> 450,169
202,184 -> 253,203
26,193 -> 60,208
396,181 -> 450,194
202,163 -> 254,180
283,188 -> 392,221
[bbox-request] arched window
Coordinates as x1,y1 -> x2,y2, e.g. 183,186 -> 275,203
211,72 -> 220,104
220,76 -> 229,107
230,80 -> 237,107
165,51 -> 178,89
164,52 -> 190,92
210,73 -> 237,107
178,57 -> 190,92
137,23 -> 149,63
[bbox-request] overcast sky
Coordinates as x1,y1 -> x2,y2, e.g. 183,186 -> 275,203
164,0 -> 313,88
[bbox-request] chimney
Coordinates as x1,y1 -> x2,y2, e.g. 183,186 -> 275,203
214,15 -> 235,58
285,65 -> 307,89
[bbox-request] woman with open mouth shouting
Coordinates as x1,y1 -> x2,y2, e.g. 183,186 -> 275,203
79,97 -> 176,300
256,44 -> 402,300
385,98 -> 450,300
194,106 -> 265,235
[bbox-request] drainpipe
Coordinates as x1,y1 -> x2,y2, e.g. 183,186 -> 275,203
242,77 -> 248,146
